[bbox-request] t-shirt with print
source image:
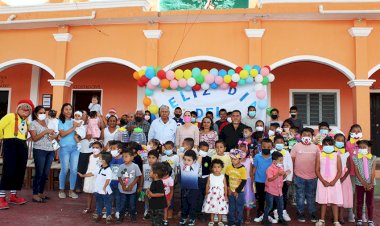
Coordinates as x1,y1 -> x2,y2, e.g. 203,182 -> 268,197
200,156 -> 212,177
92,166 -> 113,195
142,163 -> 152,189
225,164 -> 247,192
253,153 -> 272,183
291,142 -> 319,179
117,162 -> 142,194
160,154 -> 180,180
149,180 -> 167,210
162,176 -> 174,196
180,162 -> 200,189
110,157 -> 124,187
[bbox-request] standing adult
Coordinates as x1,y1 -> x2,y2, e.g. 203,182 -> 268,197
242,106 -> 258,131
126,110 -> 151,139
268,108 -> 283,129
0,99 -> 34,209
29,105 -> 57,203
219,110 -> 247,152
148,105 -> 177,143
175,111 -> 200,149
199,117 -> 218,149
205,111 -> 219,132
58,103 -> 81,199
286,106 -> 303,130
173,107 -> 184,126
215,108 -> 229,134
101,115 -> 118,147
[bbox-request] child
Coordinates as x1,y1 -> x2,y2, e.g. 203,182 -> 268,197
162,162 -> 174,226
288,126 -> 300,151
314,122 -> 331,148
179,150 -> 201,226
273,135 -> 293,222
280,119 -> 294,149
212,140 -> 231,175
239,141 -> 255,224
87,111 -> 101,140
78,152 -> 113,224
47,109 -> 60,150
352,140 -> 376,226
291,128 -> 319,223
141,150 -> 159,220
116,148 -> 142,223
82,141 -> 103,214
109,141 -> 124,219
315,137 -> 343,226
253,138 -> 273,223
263,151 -> 290,226
202,159 -> 228,226
73,111 -> 86,150
147,138 -> 162,153
268,123 -> 281,140
196,141 -> 212,219
334,134 -> 353,224
226,149 -> 247,226
242,127 -> 255,156
147,162 -> 167,226
88,95 -> 102,114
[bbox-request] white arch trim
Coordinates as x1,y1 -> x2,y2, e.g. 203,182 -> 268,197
0,58 -> 55,77
66,57 -> 141,81
270,55 -> 355,81
163,56 -> 238,71
368,64 -> 380,78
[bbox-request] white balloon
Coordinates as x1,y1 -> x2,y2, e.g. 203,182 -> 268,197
232,73 -> 240,82
141,66 -> 147,70
187,78 -> 196,87
268,73 -> 275,82
150,77 -> 160,86
254,83 -> 264,90
201,83 -> 210,90
255,74 -> 263,83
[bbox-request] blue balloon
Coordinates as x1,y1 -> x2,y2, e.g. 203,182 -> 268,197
238,79 -> 246,86
176,87 -> 183,91
243,64 -> 252,72
210,82 -> 218,89
192,68 -> 201,77
145,68 -> 155,79
184,86 -> 192,91
145,88 -> 154,96
258,100 -> 268,109
218,69 -> 227,77
253,65 -> 261,74
228,69 -> 235,75
246,76 -> 254,84
210,68 -> 218,76
151,114 -> 157,121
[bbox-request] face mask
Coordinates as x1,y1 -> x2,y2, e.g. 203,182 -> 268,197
178,147 -> 185,153
135,117 -> 143,122
351,132 -> 363,139
111,150 -> 119,157
243,133 -> 250,138
248,111 -> 256,117
301,137 -> 312,145
290,113 -> 297,118
119,119 -> 126,125
358,148 -> 368,155
256,126 -> 264,132
319,129 -> 329,135
191,118 -> 196,123
335,141 -> 344,149
271,114 -> 278,120
92,148 -> 101,155
284,128 -> 290,132
164,149 -> 173,156
199,150 -> 208,157
275,128 -> 283,134
183,116 -> 191,123
146,145 -> 152,151
144,115 -> 150,121
268,130 -> 275,137
262,149 -> 270,155
276,163 -> 284,168
323,145 -> 334,154
275,144 -> 284,151
227,117 -> 232,123
38,114 -> 46,121
174,113 -> 182,118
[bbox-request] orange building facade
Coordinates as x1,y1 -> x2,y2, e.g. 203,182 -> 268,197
0,0 -> 380,154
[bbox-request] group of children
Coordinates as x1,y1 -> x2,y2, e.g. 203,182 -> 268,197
77,121 -> 376,226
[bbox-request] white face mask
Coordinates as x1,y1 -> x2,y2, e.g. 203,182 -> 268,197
227,117 -> 232,123
255,126 -> 264,132
268,130 -> 275,137
275,128 -> 283,133
111,150 -> 119,157
351,132 -> 363,139
358,148 -> 368,155
284,128 -> 290,132
38,114 -> 46,121
199,150 -> 208,157
144,115 -> 150,121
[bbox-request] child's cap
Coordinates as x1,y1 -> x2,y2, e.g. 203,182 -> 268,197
229,149 -> 246,159
74,111 -> 82,117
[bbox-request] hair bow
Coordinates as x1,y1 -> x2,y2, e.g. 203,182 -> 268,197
238,140 -> 248,150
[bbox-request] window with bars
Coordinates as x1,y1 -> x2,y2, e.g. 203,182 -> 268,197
292,92 -> 338,127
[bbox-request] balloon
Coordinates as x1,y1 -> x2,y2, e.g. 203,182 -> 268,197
154,66 -> 161,74
140,75 -> 150,83
205,74 -> 214,84
184,69 -> 192,79
166,70 -> 175,80
184,86 -> 192,91
240,70 -> 249,79
146,81 -> 157,90
137,79 -> 145,87
252,65 -> 261,73
178,78 -> 187,88
133,71 -> 140,80
258,100 -> 268,109
143,97 -> 151,106
266,107 -> 274,116
210,68 -> 218,76
235,66 -> 243,74
145,88 -> 154,96
192,68 -> 201,77
224,75 -> 232,84
263,65 -> 271,72
268,73 -> 275,82
188,78 -> 196,87
175,69 -> 184,80
157,70 -> 166,79
141,66 -> 147,70
238,79 -> 246,86
256,90 -> 266,100
192,84 -> 201,91
210,82 -> 218,89
195,75 -> 204,84
262,76 -> 269,85
228,69 -> 235,76
250,69 -> 258,77
201,83 -> 210,90
138,69 -> 145,77
260,67 -> 270,76
160,79 -> 170,89
170,80 -> 178,89
255,83 -> 264,90
255,74 -> 263,83
219,69 -> 227,77
232,73 -> 240,82
220,82 -> 229,90
246,76 -> 254,84
243,64 -> 252,72
215,76 -> 224,85
150,77 -> 160,86
149,105 -> 159,114
230,82 -> 237,88
201,69 -> 209,77
145,68 -> 155,79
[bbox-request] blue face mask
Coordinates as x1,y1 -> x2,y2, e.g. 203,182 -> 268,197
320,129 -> 329,135
178,147 -> 185,153
164,149 -> 173,156
191,118 -> 196,123
275,144 -> 284,151
248,111 -> 256,117
323,145 -> 334,154
335,141 -> 344,149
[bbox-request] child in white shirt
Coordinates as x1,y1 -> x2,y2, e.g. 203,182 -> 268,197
88,95 -> 102,114
73,111 -> 86,150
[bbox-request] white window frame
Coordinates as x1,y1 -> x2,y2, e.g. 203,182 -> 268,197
289,89 -> 341,129
0,88 -> 11,114
71,88 -> 104,109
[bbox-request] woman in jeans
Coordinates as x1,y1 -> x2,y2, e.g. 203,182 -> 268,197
58,103 -> 81,199
29,106 -> 57,202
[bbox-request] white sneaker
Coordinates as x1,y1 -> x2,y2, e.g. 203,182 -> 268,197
222,214 -> 227,222
254,214 -> 264,222
273,209 -> 279,220
283,210 -> 291,222
115,212 -> 120,219
269,216 -> 278,224
58,191 -> 66,199
214,214 -> 219,222
362,213 -> 368,223
348,211 -> 355,223
69,191 -> 78,199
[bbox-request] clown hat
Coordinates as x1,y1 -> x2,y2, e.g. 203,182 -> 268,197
17,99 -> 34,111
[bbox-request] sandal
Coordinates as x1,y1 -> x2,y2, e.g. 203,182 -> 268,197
218,222 -> 224,226
83,208 -> 91,214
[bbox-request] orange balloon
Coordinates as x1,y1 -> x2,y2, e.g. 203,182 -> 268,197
143,97 -> 151,106
160,79 -> 170,89
133,71 -> 140,80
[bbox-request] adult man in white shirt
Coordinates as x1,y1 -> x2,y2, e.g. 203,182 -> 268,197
148,105 -> 177,143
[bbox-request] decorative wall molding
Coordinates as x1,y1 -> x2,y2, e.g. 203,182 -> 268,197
48,79 -> 73,87
143,30 -> 163,39
348,27 -> 373,37
53,33 -> 72,42
244,28 -> 265,38
347,79 -> 376,87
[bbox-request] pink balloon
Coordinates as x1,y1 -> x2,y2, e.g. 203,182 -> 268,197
260,67 -> 270,76
256,89 -> 266,100
166,70 -> 175,80
170,80 -> 178,89
220,82 -> 229,90
205,74 -> 215,84
178,78 -> 187,88
146,81 -> 157,90
215,76 -> 224,85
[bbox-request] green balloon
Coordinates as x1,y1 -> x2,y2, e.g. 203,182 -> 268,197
195,75 -> 204,84
154,66 -> 161,73
262,76 -> 269,85
238,79 -> 246,86
266,107 -> 273,116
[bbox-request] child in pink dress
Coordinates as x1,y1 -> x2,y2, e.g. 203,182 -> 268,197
315,137 -> 343,226
239,141 -> 255,224
87,111 -> 101,139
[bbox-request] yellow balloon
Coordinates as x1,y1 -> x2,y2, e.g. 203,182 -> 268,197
149,105 -> 159,114
224,75 -> 232,84
240,70 -> 249,79
184,69 -> 192,79
201,69 -> 209,77
175,69 -> 184,80
250,69 -> 258,77
138,70 -> 145,77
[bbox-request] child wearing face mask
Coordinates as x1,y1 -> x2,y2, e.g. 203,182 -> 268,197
196,142 -> 212,219
252,120 -> 266,154
280,119 -> 294,149
288,126 -> 300,151
268,123 -> 282,141
108,141 -> 124,219
239,141 -> 255,224
161,141 -> 179,181
314,122 -> 331,149
315,137 -> 343,226
352,140 -> 376,226
291,128 -> 319,223
141,150 -> 159,220
242,127 -> 255,156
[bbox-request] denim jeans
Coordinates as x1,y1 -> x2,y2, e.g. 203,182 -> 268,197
59,145 -> 80,190
228,192 -> 245,225
181,189 -> 199,220
264,193 -> 284,222
120,192 -> 137,218
95,192 -> 112,216
32,149 -> 55,195
111,184 -> 122,213
294,175 -> 317,215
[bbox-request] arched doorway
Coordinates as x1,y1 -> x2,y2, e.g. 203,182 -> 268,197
369,67 -> 380,156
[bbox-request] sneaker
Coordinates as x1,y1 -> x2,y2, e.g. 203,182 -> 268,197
311,214 -> 318,223
368,221 -> 375,226
214,214 -> 219,222
333,222 -> 341,226
131,215 -> 137,223
106,215 -> 113,225
58,191 -> 66,199
315,220 -> 325,226
222,214 -> 227,222
93,213 -> 101,222
273,209 -> 279,220
282,210 -> 291,222
116,216 -> 123,224
348,211 -> 355,223
254,214 -> 264,222
103,212 -> 107,219
115,212 -> 120,219
356,220 -> 363,226
269,216 -> 278,224
68,191 -> 78,199
297,212 -> 306,222
188,219 -> 196,226
143,212 -> 150,220
163,220 -> 169,226
362,213 -> 367,223
179,218 -> 187,226
8,194 -> 27,205
278,219 -> 289,226
0,198 -> 9,210
217,222 -> 224,226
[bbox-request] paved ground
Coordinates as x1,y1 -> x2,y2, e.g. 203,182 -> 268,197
0,190 -> 379,226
